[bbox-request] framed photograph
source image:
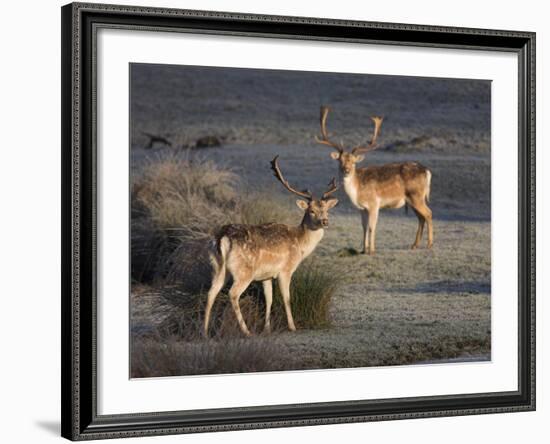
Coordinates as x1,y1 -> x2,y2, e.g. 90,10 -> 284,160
61,2 -> 536,440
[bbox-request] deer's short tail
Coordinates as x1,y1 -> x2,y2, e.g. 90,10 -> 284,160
209,235 -> 231,276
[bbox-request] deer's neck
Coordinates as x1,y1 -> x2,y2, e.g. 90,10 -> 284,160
342,171 -> 362,209
296,224 -> 324,260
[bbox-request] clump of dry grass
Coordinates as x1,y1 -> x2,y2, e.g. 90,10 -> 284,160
132,153 -> 240,242
131,334 -> 295,377
238,194 -> 294,226
273,261 -> 340,329
131,154 -> 237,282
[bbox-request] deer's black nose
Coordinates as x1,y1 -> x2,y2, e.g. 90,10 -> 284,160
321,219 -> 329,227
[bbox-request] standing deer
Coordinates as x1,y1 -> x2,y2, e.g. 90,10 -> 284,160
316,106 -> 433,254
203,156 -> 339,337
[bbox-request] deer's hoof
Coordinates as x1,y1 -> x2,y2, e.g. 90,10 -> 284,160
263,325 -> 272,334
288,325 -> 297,332
411,244 -> 419,250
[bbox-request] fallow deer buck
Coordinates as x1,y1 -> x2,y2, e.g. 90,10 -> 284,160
316,106 -> 433,254
203,156 -> 339,337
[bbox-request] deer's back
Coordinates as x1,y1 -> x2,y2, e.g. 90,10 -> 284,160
354,162 -> 430,207
359,162 -> 428,189
216,223 -> 297,249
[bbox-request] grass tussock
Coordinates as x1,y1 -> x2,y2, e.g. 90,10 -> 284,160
272,261 -> 340,330
131,334 -> 295,377
132,154 -> 239,239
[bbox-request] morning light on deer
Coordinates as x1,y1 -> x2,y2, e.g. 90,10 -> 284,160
130,64 -> 491,377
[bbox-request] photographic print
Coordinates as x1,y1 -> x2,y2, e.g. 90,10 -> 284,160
129,63 -> 491,378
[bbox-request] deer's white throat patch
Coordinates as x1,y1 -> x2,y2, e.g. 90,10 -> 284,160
301,229 -> 324,259
343,175 -> 363,209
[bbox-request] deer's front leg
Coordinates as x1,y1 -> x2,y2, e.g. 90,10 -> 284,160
368,205 -> 380,255
278,273 -> 296,332
360,209 -> 369,254
262,279 -> 273,333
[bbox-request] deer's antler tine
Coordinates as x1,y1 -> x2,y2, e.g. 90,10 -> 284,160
322,177 -> 339,200
352,116 -> 384,154
369,116 -> 383,145
270,155 -> 313,201
320,106 -> 331,139
315,106 -> 343,152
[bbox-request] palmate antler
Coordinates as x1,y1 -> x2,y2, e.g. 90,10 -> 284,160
351,116 -> 384,154
270,155 -> 313,201
315,106 -> 343,153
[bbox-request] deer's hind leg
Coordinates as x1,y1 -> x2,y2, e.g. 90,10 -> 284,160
228,278 -> 253,336
409,195 -> 433,249
204,262 -> 227,336
411,207 -> 425,250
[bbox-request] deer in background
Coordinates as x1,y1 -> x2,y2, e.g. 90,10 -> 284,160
316,106 -> 433,255
204,156 -> 339,337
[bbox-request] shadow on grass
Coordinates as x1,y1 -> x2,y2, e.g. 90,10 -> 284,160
335,247 -> 362,257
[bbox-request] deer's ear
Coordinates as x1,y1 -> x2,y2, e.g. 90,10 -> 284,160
324,198 -> 339,209
353,154 -> 365,163
296,200 -> 309,210
330,151 -> 340,160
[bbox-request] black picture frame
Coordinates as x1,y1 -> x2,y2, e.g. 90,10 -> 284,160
61,2 -> 536,440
